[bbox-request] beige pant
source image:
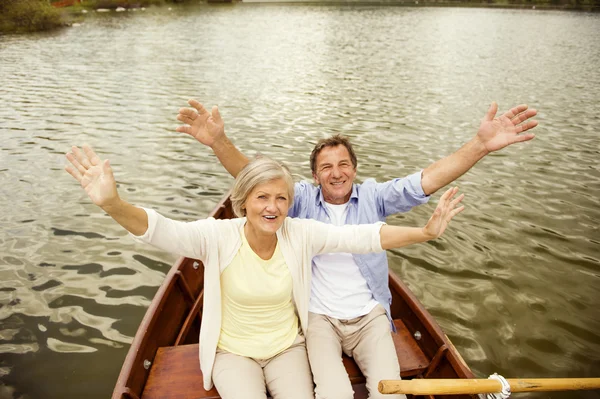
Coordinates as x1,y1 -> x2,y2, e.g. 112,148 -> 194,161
306,305 -> 407,399
212,333 -> 315,399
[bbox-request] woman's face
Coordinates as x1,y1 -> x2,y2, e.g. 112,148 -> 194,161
243,178 -> 290,236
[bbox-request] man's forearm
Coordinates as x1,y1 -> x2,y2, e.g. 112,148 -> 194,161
210,136 -> 250,178
420,137 -> 489,196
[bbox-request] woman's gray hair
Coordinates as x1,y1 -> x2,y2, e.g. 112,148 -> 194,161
230,156 -> 295,218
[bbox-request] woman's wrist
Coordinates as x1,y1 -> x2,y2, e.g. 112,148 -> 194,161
100,196 -> 124,214
421,226 -> 437,241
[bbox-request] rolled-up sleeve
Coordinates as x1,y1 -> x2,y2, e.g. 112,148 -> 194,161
374,171 -> 430,216
130,208 -> 211,261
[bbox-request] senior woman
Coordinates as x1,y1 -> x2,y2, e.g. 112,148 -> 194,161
65,145 -> 464,399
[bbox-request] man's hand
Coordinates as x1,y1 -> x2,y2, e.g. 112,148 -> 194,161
176,99 -> 225,148
476,102 -> 538,154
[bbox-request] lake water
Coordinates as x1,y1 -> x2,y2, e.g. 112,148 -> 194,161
0,4 -> 599,398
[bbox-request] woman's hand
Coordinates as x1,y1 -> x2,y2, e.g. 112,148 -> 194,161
422,187 -> 465,239
65,145 -> 119,208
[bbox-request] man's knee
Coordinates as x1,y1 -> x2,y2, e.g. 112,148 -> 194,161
364,370 -> 404,399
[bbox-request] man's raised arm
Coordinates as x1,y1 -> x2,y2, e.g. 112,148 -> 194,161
176,99 -> 249,178
420,102 -> 538,195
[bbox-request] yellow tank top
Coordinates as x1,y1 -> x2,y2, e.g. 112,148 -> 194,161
217,226 -> 298,359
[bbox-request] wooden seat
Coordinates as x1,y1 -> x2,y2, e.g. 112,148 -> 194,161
142,319 -> 429,399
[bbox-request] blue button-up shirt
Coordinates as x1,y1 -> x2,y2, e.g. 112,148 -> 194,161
289,171 -> 429,330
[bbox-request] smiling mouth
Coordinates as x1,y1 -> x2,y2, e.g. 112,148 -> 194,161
262,215 -> 278,221
331,181 -> 345,186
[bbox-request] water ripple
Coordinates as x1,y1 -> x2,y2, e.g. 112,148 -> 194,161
1,4 -> 599,398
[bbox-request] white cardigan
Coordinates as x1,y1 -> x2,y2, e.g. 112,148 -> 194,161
133,208 -> 384,391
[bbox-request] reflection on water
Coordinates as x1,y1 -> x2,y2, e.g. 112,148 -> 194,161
1,4 -> 599,399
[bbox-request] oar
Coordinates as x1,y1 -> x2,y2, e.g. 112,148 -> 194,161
379,378 -> 600,395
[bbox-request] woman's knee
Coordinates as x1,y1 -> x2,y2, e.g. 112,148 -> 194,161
213,351 -> 267,399
265,337 -> 314,398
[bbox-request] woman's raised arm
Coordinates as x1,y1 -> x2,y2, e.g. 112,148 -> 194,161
65,145 -> 148,236
380,187 -> 464,250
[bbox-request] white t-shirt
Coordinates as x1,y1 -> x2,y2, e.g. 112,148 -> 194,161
309,201 -> 379,319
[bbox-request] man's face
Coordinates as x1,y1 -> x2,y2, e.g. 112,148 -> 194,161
312,145 -> 357,205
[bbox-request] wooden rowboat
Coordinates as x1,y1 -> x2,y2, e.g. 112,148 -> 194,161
112,192 -> 476,399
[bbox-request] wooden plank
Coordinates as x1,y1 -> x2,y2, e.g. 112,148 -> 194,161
179,258 -> 205,299
174,291 -> 203,346
352,383 -> 369,398
142,345 -> 219,399
425,345 -> 448,378
391,319 -> 429,376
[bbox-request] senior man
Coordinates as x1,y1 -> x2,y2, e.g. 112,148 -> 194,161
176,100 -> 537,399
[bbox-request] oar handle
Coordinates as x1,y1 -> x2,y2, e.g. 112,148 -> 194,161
379,378 -> 600,395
